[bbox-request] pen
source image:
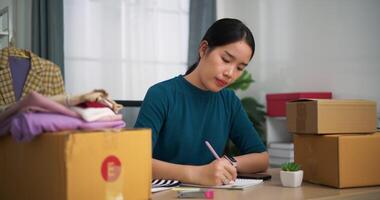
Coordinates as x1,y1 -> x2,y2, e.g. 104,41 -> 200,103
205,141 -> 237,167
205,141 -> 220,160
172,187 -> 202,191
223,155 -> 237,167
205,140 -> 237,185
205,141 -> 236,167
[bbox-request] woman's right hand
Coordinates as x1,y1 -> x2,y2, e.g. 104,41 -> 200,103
191,158 -> 237,186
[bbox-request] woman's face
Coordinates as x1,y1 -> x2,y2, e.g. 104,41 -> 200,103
196,40 -> 252,92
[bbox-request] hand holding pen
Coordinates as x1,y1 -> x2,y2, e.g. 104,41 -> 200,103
205,141 -> 237,185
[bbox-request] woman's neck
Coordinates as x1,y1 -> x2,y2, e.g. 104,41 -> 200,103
184,70 -> 208,91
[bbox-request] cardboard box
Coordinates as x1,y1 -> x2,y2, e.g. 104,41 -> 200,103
294,132 -> 380,188
266,92 -> 332,117
0,129 -> 152,200
287,99 -> 377,134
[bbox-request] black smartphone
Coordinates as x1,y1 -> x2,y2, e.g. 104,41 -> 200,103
237,173 -> 272,181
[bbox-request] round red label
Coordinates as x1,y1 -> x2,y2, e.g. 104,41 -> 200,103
101,155 -> 122,182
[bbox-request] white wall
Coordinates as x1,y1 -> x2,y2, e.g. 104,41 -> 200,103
218,0 -> 380,114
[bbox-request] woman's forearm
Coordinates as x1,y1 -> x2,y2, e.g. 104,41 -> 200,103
152,158 -> 237,186
152,159 -> 197,183
234,152 -> 269,173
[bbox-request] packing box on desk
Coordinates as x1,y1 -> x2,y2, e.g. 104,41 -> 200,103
294,132 -> 380,188
266,92 -> 332,117
0,128 -> 152,200
287,99 -> 377,134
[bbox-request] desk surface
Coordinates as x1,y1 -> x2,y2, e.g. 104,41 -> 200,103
151,168 -> 380,200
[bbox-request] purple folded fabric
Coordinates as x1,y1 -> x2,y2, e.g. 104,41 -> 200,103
0,91 -> 80,136
10,112 -> 125,142
0,91 -> 80,121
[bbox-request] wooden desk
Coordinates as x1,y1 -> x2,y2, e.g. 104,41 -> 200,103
151,168 -> 380,200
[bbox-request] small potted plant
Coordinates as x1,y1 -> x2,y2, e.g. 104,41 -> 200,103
280,162 -> 303,187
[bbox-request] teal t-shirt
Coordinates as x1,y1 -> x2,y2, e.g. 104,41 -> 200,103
135,75 -> 265,165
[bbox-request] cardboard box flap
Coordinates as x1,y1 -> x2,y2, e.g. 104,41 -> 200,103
53,128 -> 148,135
287,100 -> 318,133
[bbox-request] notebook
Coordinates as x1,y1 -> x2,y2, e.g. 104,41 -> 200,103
181,178 -> 263,190
151,179 -> 181,193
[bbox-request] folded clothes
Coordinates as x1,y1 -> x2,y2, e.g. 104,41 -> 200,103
10,112 -> 125,142
0,92 -> 80,121
0,91 -> 80,134
70,106 -> 117,122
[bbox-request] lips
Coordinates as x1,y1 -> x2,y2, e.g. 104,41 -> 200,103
215,78 -> 228,87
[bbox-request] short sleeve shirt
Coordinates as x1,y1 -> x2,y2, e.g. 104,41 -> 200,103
135,75 -> 265,165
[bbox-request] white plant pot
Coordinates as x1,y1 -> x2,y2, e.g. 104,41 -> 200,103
280,170 -> 303,187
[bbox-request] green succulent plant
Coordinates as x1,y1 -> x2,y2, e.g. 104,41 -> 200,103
281,162 -> 301,171
225,70 -> 266,156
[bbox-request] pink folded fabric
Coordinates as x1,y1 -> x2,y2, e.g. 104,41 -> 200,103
0,91 -> 79,122
0,92 -> 81,136
10,112 -> 125,142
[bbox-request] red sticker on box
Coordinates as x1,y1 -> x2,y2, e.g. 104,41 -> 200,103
101,155 -> 122,182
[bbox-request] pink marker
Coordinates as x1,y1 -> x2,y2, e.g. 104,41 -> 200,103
177,189 -> 214,199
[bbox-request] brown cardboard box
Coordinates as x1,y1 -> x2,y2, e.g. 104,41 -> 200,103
294,132 -> 380,188
287,99 -> 377,134
0,129 -> 152,200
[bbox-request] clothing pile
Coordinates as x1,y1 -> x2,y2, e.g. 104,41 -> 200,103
0,90 -> 125,142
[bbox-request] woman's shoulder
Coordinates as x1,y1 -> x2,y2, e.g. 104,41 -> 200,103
146,76 -> 181,96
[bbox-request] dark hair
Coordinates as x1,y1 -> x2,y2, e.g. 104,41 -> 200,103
186,18 -> 255,75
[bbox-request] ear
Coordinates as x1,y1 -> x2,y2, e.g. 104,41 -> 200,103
198,41 -> 209,58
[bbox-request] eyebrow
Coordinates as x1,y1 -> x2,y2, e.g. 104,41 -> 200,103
224,51 -> 249,66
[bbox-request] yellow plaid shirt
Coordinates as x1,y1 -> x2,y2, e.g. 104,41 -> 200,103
0,47 -> 65,106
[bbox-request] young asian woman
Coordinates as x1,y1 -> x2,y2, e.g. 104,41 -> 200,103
135,18 -> 269,186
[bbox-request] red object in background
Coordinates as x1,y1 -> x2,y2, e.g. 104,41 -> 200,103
266,92 -> 332,117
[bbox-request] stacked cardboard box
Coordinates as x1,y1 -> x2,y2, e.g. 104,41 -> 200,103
266,92 -> 332,166
287,99 -> 379,188
0,128 -> 152,200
